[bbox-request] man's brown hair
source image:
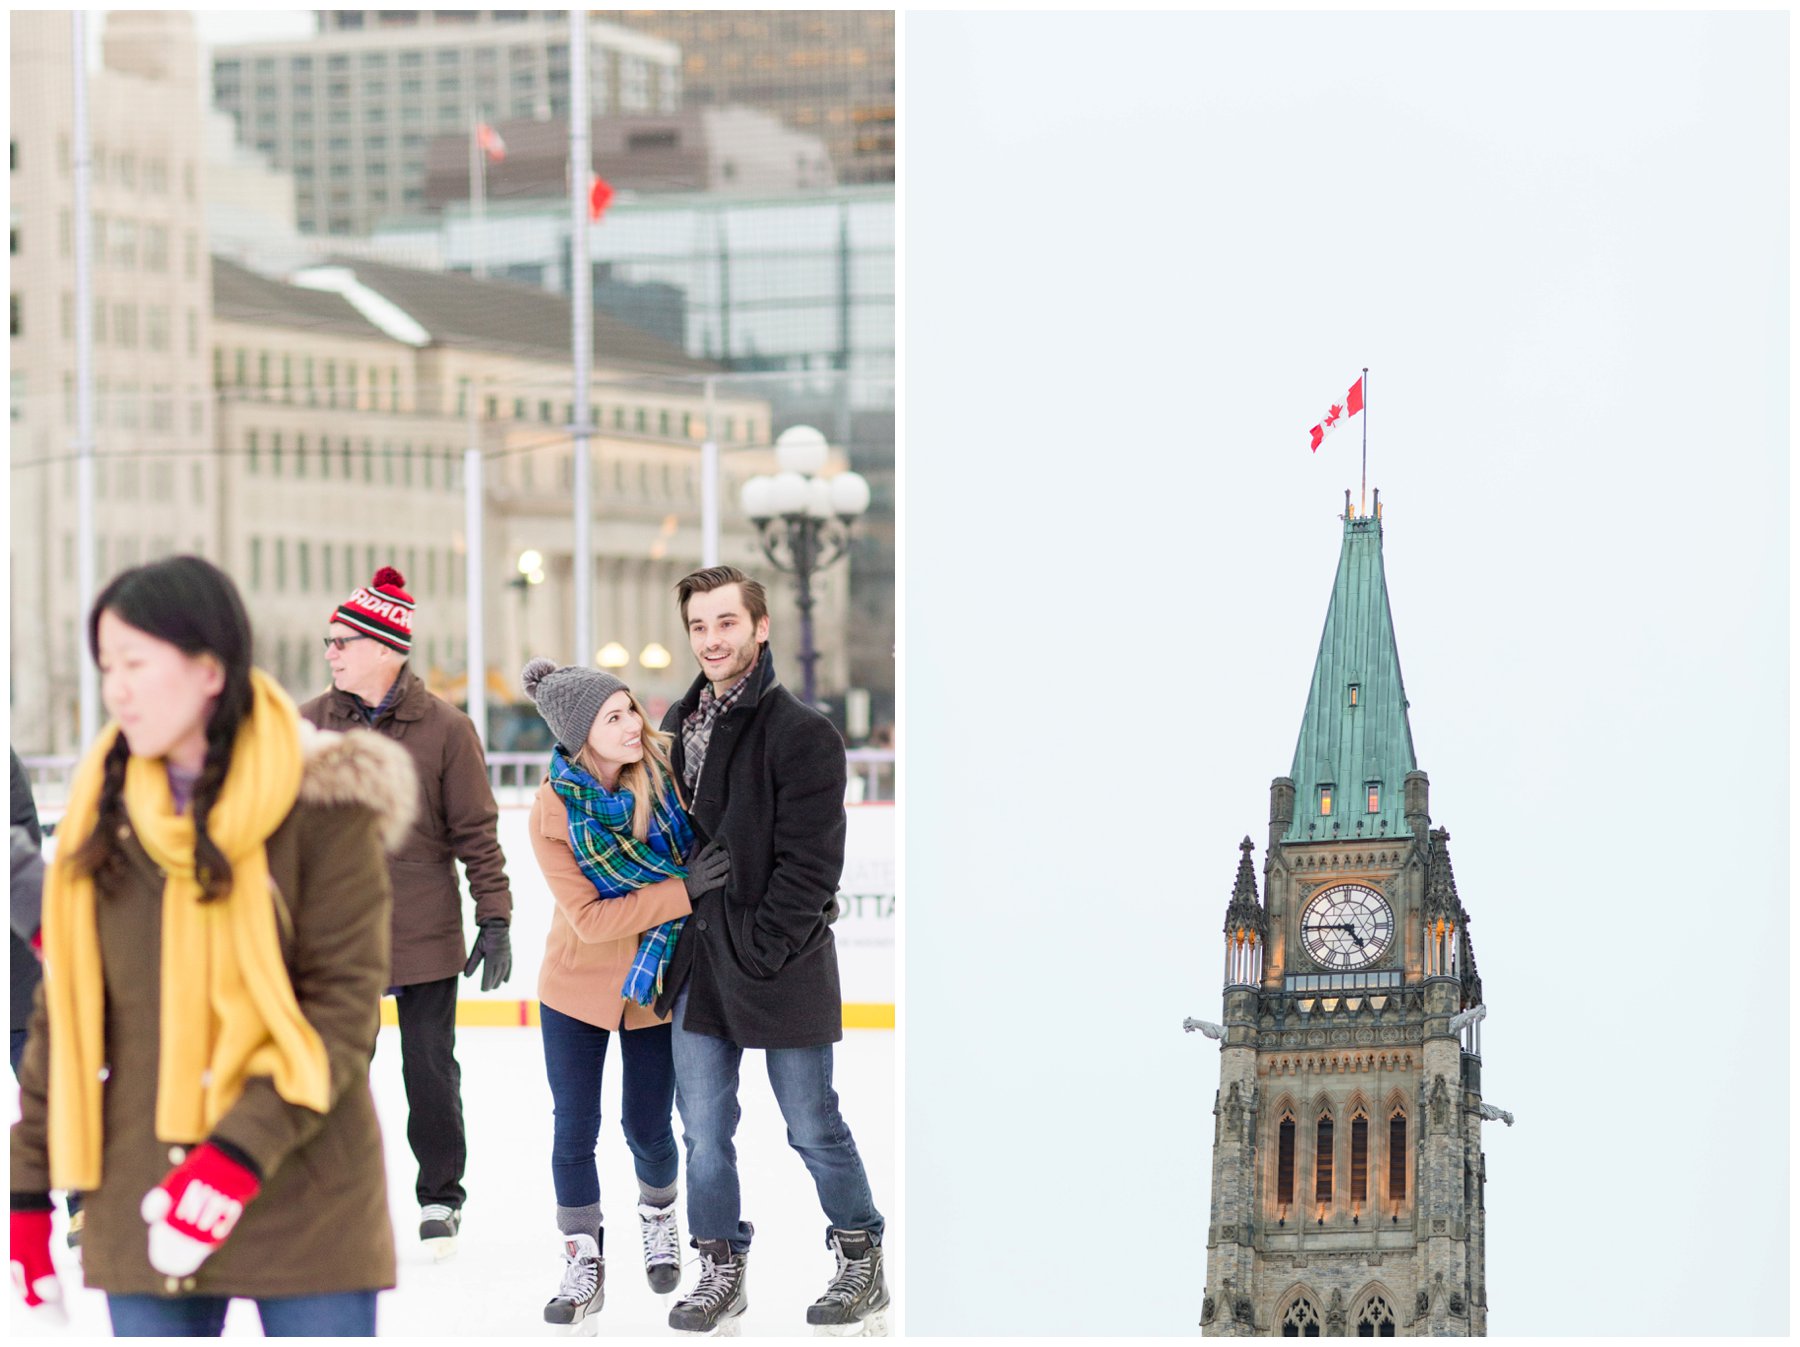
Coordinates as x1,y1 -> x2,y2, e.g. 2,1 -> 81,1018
676,565 -> 769,627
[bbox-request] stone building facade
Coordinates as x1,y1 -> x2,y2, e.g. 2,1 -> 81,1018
1201,503 -> 1494,1337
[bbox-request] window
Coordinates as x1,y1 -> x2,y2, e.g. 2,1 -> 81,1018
1355,1294 -> 1396,1337
1276,1113 -> 1295,1210
270,431 -> 283,475
1350,1113 -> 1368,1207
250,538 -> 263,590
1315,1115 -> 1333,1206
1281,1295 -> 1321,1338
1388,1111 -> 1407,1204
295,433 -> 307,477
1349,682 -> 1360,706
276,539 -> 288,591
1319,784 -> 1334,817
1366,782 -> 1380,813
298,541 -> 311,592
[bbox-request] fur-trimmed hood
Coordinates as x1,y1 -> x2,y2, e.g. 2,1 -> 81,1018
296,721 -> 418,852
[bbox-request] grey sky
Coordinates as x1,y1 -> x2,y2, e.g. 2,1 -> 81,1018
905,11 -> 1786,1336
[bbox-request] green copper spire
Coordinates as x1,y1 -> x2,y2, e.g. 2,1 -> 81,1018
1284,508 -> 1417,843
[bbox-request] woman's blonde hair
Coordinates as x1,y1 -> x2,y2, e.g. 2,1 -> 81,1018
578,688 -> 681,843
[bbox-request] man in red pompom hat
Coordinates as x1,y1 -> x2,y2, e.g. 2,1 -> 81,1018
300,566 -> 512,1260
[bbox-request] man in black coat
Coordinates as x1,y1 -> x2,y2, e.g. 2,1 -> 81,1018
656,566 -> 888,1337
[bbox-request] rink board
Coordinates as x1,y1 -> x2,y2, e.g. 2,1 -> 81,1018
420,802 -> 895,1027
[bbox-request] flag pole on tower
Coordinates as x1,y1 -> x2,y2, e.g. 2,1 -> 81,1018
1360,367 -> 1369,516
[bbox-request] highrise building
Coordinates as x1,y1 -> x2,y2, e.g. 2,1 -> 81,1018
594,11 -> 894,184
9,10 -> 216,754
1200,501 -> 1499,1336
211,12 -> 680,237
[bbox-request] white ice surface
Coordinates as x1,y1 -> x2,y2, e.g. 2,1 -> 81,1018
11,1024 -> 895,1338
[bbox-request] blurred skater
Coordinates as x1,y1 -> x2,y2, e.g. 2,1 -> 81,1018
518,656 -> 730,1332
8,557 -> 415,1336
10,750 -> 86,1251
302,565 -> 513,1259
658,567 -> 888,1337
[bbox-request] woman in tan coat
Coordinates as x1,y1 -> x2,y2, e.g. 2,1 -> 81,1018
520,657 -> 728,1332
8,556 -> 415,1336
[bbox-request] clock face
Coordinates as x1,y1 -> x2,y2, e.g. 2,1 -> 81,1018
1300,883 -> 1395,971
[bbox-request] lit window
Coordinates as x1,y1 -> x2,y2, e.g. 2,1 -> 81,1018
1388,1110 -> 1407,1204
1348,683 -> 1360,706
1315,1114 -> 1333,1205
1319,785 -> 1334,817
1366,782 -> 1380,813
1276,1113 -> 1295,1209
1350,1112 -> 1368,1207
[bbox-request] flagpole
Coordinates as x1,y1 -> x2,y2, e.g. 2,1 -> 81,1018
470,106 -> 486,280
1360,366 -> 1369,516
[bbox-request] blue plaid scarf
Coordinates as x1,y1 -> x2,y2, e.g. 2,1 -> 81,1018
548,747 -> 695,1006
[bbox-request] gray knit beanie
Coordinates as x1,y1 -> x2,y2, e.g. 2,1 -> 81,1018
521,657 -> 628,755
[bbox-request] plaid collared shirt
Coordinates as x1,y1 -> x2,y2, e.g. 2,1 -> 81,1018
681,650 -> 759,792
355,663 -> 409,727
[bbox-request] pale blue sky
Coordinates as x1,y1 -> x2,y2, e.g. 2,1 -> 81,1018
905,10 -> 1787,1336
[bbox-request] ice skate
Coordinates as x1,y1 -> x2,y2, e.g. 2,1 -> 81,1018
638,1199 -> 682,1295
668,1237 -> 748,1336
419,1204 -> 461,1261
806,1229 -> 889,1337
543,1232 -> 604,1335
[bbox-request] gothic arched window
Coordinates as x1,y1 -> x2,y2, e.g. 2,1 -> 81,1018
1282,1294 -> 1322,1337
1276,1113 -> 1296,1210
1356,1292 -> 1396,1336
1350,1110 -> 1369,1208
1315,1114 -> 1334,1206
1388,1108 -> 1408,1206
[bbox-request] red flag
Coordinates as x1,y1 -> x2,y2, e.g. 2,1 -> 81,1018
1308,376 -> 1365,452
588,174 -> 614,222
476,122 -> 506,163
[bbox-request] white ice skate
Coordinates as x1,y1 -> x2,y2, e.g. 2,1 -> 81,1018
638,1200 -> 682,1295
544,1232 -> 604,1336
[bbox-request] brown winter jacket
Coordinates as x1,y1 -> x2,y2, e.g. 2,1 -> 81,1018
10,727 -> 417,1298
529,781 -> 693,1032
300,666 -> 511,986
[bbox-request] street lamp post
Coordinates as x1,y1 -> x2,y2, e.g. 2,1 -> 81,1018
509,548 -> 546,671
740,426 -> 870,707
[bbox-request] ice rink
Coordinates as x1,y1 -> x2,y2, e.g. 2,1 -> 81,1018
10,806 -> 896,1337
11,1023 -> 895,1338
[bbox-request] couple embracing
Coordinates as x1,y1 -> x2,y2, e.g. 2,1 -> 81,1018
521,564 -> 888,1337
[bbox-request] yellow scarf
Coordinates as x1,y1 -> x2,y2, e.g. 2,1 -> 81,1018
42,669 -> 331,1191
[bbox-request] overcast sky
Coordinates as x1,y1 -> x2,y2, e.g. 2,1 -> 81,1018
905,11 -> 1787,1337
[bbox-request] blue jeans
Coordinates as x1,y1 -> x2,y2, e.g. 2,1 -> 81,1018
540,1004 -> 679,1207
106,1290 -> 378,1336
671,989 -> 884,1253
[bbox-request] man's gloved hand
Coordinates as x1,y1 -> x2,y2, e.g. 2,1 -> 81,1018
462,918 -> 512,991
139,1141 -> 262,1278
681,840 -> 730,902
10,1207 -> 66,1321
825,895 -> 841,925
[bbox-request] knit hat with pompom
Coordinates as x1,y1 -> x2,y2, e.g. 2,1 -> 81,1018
522,657 -> 628,756
331,566 -> 414,654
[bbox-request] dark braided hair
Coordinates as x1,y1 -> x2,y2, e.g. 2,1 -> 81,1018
67,557 -> 255,902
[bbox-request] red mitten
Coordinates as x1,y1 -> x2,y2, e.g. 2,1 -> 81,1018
9,1208 -> 66,1321
139,1142 -> 262,1277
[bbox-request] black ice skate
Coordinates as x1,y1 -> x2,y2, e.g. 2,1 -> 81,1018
668,1237 -> 748,1336
638,1200 -> 682,1294
544,1232 -> 604,1336
805,1229 -> 889,1337
419,1204 -> 460,1261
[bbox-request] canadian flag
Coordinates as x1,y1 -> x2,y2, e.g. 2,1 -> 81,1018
588,173 -> 614,223
476,122 -> 506,163
1308,376 -> 1365,452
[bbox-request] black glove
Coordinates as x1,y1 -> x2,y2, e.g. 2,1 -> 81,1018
462,919 -> 512,991
681,840 -> 730,902
825,895 -> 841,925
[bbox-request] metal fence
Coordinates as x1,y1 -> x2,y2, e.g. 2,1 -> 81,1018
18,747 -> 895,825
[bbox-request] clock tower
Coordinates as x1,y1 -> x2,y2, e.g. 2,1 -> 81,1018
1198,499 -> 1501,1337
